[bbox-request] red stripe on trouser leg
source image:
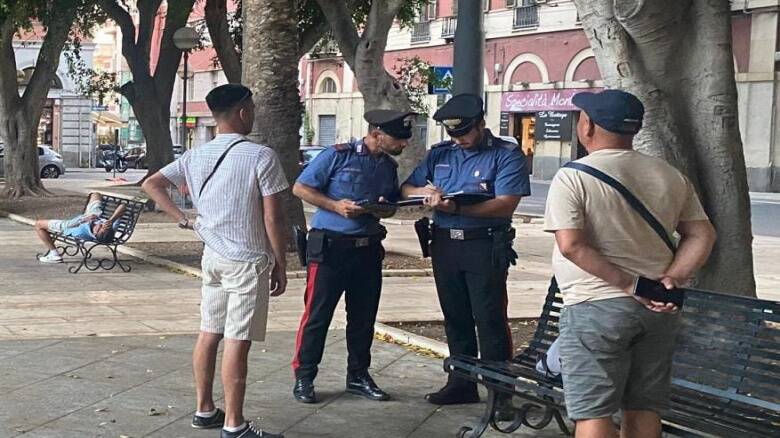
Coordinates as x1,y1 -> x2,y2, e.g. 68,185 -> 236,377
292,262 -> 319,371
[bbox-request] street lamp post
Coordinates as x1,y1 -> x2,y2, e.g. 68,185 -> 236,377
173,27 -> 199,151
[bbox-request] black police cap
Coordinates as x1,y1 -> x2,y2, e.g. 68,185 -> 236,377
206,84 -> 253,114
364,109 -> 415,139
432,94 -> 485,137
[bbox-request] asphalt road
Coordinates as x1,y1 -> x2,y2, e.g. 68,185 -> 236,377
62,169 -> 778,238
518,181 -> 780,237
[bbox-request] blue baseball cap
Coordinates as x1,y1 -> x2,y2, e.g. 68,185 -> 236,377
572,89 -> 644,135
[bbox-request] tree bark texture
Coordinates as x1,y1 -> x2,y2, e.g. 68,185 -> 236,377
98,0 -> 195,177
205,0 -> 242,83
242,0 -> 307,241
315,0 -> 425,180
574,0 -> 755,295
0,4 -> 77,199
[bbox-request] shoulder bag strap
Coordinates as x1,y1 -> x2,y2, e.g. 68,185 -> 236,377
563,161 -> 676,254
198,139 -> 248,197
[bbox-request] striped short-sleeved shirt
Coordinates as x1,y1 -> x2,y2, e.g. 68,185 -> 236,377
160,133 -> 289,263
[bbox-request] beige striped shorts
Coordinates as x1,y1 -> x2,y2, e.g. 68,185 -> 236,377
200,245 -> 272,341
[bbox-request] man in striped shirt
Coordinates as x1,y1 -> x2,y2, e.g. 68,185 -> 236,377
143,84 -> 288,438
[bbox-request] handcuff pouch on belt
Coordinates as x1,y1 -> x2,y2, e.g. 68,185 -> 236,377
306,229 -> 328,264
491,226 -> 518,270
413,217 -> 432,258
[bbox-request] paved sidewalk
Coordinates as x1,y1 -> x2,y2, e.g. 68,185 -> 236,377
0,333 -> 569,438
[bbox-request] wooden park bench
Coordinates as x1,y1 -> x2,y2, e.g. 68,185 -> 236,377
444,282 -> 780,437
36,193 -> 146,273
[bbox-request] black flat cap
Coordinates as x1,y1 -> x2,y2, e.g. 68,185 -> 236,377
433,94 -> 484,137
206,84 -> 253,114
365,109 -> 416,139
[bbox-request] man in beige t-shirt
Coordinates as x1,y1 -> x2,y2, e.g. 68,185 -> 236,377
544,90 -> 716,438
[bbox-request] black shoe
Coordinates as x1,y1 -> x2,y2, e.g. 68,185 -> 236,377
425,381 -> 480,405
346,372 -> 390,401
191,408 -> 225,429
293,378 -> 316,404
220,422 -> 283,438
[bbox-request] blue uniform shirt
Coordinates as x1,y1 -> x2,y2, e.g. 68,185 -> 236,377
405,129 -> 531,229
63,219 -> 120,240
297,139 -> 400,235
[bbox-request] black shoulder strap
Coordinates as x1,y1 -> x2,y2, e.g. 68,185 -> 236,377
199,139 -> 248,197
563,161 -> 676,254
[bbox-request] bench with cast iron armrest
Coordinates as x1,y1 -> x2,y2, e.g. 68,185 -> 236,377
36,194 -> 146,273
444,284 -> 780,437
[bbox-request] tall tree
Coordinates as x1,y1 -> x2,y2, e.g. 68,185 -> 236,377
241,0 -> 309,240
97,0 -> 196,177
574,0 -> 755,295
0,0 -> 94,199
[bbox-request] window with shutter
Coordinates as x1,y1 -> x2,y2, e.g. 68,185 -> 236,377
506,0 -> 516,7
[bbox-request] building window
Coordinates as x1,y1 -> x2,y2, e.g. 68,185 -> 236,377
319,77 -> 338,94
412,2 -> 436,43
513,0 -> 539,30
211,70 -> 219,88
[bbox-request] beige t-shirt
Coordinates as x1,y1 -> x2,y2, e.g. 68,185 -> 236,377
544,149 -> 709,305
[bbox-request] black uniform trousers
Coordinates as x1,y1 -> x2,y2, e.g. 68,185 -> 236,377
431,234 -> 513,366
292,240 -> 384,381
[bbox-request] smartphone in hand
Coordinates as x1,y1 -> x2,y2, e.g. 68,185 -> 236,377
634,276 -> 685,308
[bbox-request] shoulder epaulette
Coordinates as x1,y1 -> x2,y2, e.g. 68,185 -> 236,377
431,140 -> 454,149
331,143 -> 353,152
493,137 -> 519,151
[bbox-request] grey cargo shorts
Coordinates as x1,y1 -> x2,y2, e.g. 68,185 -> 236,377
558,296 -> 681,421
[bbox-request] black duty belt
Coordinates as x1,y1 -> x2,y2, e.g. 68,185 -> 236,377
433,226 -> 500,241
326,234 -> 383,249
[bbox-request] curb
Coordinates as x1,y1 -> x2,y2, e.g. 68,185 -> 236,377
0,211 -> 433,280
374,322 -> 449,358
1,210 -> 449,360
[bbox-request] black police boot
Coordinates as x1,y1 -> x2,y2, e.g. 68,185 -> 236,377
425,377 -> 480,405
346,371 -> 390,401
293,378 -> 316,404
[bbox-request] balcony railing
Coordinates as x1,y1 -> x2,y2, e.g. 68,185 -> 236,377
513,5 -> 539,29
411,21 -> 431,43
441,17 -> 457,39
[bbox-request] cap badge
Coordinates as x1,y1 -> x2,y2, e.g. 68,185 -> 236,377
479,182 -> 488,192
443,118 -> 462,129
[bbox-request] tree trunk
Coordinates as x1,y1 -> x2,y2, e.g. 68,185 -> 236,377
0,110 -> 46,198
118,81 -> 175,178
205,0 -> 242,83
574,0 -> 755,296
242,0 -> 307,243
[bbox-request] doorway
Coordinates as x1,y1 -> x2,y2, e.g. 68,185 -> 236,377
511,113 -> 536,174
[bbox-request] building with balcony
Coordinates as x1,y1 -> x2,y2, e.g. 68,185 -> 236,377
300,0 -> 780,191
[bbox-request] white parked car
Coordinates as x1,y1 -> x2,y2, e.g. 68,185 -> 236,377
0,144 -> 66,178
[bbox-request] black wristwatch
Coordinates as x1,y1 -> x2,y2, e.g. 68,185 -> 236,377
178,218 -> 191,229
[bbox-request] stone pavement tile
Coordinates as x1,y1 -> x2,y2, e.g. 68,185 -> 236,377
137,318 -> 202,333
0,367 -> 51,393
2,320 -> 158,339
0,338 -> 60,359
0,375 -> 125,437
29,385 -> 195,438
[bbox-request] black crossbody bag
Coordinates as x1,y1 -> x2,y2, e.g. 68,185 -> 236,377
198,139 -> 248,198
561,161 -> 684,307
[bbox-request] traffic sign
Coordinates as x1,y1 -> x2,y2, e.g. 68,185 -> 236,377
431,66 -> 453,94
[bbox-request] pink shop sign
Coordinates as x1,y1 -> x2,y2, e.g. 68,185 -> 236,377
501,88 -> 602,113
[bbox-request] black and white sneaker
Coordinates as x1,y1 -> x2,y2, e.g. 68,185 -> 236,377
220,422 -> 283,438
191,408 -> 225,429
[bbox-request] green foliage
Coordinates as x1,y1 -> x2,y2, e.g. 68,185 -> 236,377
392,56 -> 451,115
303,111 -> 315,144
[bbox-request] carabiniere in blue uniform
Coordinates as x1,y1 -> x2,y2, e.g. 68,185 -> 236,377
403,94 -> 531,407
291,109 -> 413,405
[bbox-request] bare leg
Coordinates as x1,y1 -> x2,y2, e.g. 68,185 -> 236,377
222,338 -> 252,428
575,417 -> 619,438
193,331 -> 223,413
34,220 -> 56,251
87,192 -> 102,205
621,410 -> 662,438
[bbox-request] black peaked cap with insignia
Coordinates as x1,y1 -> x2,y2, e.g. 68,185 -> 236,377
433,93 -> 485,137
364,110 -> 416,139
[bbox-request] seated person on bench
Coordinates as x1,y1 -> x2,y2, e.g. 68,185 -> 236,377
34,192 -> 126,263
